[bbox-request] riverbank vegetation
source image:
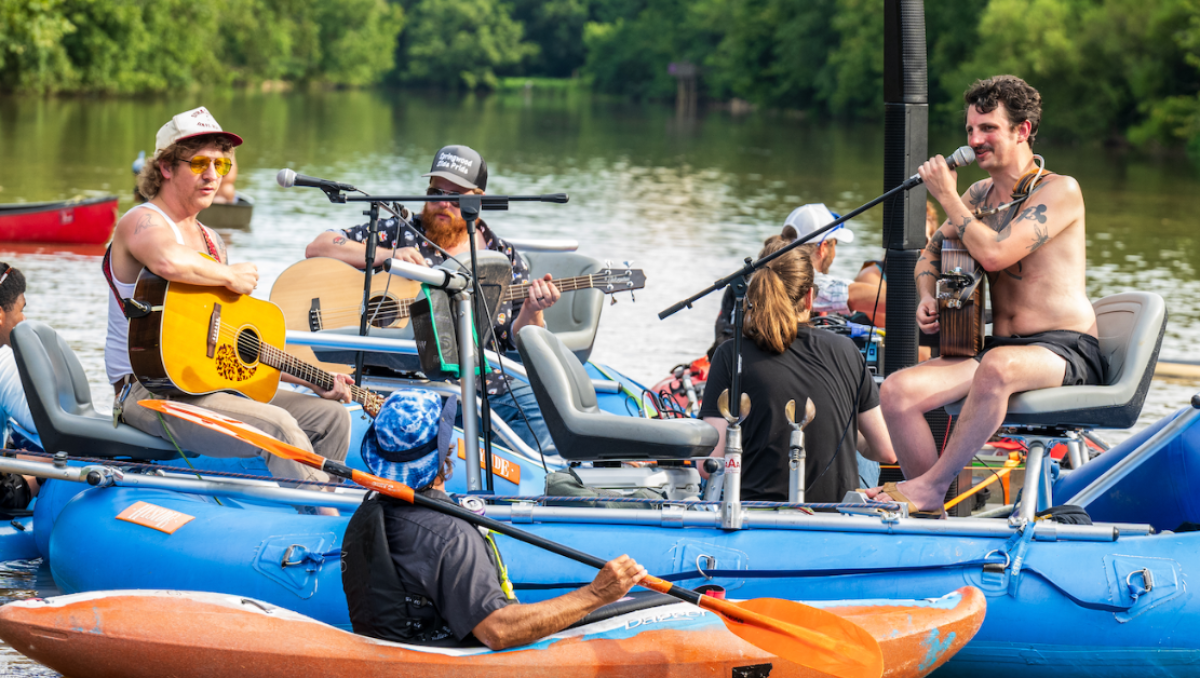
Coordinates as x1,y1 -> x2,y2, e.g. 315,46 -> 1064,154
2,0 -> 1198,152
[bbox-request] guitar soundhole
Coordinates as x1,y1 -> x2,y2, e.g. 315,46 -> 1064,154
367,295 -> 397,327
235,327 -> 261,364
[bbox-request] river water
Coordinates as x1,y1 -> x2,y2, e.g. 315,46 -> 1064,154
0,89 -> 1198,673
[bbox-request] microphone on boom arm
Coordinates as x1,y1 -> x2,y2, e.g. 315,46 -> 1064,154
899,146 -> 976,190
276,168 -> 357,193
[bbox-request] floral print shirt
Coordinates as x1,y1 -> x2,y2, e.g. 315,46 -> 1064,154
340,215 -> 529,394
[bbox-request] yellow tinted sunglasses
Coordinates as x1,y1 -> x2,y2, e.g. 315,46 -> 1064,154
183,156 -> 233,176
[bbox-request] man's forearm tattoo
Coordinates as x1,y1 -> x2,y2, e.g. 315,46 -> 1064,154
928,230 -> 945,254
332,236 -> 347,245
957,215 -> 974,240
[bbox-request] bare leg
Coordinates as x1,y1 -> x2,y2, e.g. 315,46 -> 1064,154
879,357 -> 979,480
875,346 -> 1067,511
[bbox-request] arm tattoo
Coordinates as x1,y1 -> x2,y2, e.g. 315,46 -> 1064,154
967,182 -> 989,208
916,270 -> 939,282
332,236 -> 347,245
133,214 -> 155,235
927,230 -> 945,255
957,215 -> 974,240
1017,203 -> 1048,224
1028,222 -> 1050,253
217,235 -> 228,263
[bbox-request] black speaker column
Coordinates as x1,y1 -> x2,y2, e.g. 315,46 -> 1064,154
881,0 -> 928,376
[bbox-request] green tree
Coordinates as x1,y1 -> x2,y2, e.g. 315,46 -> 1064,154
509,0 -> 588,77
0,0 -> 77,92
398,0 -> 536,89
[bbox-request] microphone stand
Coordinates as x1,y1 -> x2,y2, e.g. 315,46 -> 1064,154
659,182 -> 913,323
312,188 -> 568,494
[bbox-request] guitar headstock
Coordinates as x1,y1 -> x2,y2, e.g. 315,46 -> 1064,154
593,267 -> 646,293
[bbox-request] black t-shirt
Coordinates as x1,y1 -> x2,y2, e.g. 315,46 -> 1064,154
381,488 -> 515,641
699,326 -> 879,503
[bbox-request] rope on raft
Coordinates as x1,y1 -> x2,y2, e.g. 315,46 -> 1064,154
7,449 -> 903,511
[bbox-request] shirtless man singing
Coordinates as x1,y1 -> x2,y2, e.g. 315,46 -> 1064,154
867,75 -> 1102,515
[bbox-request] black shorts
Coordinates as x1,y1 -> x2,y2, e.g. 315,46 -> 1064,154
974,330 -> 1106,386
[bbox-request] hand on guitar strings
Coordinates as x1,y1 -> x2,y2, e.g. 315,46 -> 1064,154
916,296 -> 940,334
523,274 -> 561,313
313,372 -> 355,404
227,262 -> 260,296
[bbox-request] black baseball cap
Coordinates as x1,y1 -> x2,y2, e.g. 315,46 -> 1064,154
422,145 -> 488,191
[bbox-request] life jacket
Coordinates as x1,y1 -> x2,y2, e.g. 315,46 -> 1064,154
342,492 -> 514,646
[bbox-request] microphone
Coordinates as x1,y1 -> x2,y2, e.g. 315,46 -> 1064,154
276,169 -> 356,193
900,146 -> 976,190
383,258 -> 469,292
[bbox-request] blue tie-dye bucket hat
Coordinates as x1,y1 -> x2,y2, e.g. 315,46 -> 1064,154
361,390 -> 458,489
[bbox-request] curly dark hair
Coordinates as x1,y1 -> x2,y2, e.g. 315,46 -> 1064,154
136,134 -> 236,199
964,75 -> 1042,147
0,263 -> 27,312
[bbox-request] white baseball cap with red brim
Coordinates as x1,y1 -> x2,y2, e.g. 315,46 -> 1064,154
154,107 -> 243,157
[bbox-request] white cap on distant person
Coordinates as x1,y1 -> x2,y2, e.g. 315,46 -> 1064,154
784,203 -> 854,243
154,106 -> 243,157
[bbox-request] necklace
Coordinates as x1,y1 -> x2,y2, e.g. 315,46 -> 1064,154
972,154 -> 1048,220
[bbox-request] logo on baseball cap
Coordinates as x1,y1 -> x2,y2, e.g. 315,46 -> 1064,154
784,203 -> 854,243
423,145 -> 488,191
154,107 -> 243,157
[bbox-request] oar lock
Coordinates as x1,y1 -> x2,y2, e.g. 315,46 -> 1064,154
84,465 -> 121,488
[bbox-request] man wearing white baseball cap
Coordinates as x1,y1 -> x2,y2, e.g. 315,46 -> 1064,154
105,107 -> 354,503
711,203 -> 885,355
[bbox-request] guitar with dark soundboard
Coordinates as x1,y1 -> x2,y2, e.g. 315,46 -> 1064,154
937,238 -> 986,357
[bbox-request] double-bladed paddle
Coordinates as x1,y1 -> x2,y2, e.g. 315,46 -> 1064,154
141,399 -> 884,678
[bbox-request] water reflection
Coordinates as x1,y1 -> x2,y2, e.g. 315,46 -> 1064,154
0,88 -> 1197,672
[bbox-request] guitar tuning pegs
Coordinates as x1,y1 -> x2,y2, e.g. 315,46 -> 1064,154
630,291 -> 636,303
623,260 -> 634,271
611,296 -> 618,306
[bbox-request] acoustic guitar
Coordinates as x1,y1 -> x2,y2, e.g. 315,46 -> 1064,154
127,269 -> 385,417
270,257 -> 647,371
936,238 -> 986,357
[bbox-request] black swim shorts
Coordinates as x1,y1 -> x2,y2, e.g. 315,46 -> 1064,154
973,330 -> 1106,386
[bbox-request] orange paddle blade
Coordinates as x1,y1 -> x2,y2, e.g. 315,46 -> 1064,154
711,596 -> 884,678
137,400 -> 321,466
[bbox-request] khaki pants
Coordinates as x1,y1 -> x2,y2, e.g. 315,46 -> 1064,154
118,380 -> 351,485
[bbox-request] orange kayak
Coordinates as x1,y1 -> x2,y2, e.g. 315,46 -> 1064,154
0,587 -> 984,678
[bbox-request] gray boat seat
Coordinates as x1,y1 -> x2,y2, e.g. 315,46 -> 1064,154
11,321 -> 178,460
517,326 -> 717,460
522,251 -> 605,364
946,292 -> 1166,430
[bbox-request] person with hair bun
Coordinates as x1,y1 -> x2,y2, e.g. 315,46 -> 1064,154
697,229 -> 897,504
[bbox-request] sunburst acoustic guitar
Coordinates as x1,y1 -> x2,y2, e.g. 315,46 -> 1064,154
269,257 -> 647,371
127,268 -> 385,417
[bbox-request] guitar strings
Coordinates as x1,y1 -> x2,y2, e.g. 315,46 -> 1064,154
215,323 -> 381,408
300,274 -> 607,325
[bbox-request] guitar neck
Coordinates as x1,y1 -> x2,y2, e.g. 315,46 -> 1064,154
381,273 -> 599,321
258,343 -> 381,416
504,274 -> 597,302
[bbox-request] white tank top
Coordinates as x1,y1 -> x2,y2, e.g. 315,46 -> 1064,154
104,203 -> 188,384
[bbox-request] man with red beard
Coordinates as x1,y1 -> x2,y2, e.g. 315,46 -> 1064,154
306,145 -> 562,457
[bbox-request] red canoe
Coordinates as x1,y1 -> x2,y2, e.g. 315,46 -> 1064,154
0,195 -> 119,244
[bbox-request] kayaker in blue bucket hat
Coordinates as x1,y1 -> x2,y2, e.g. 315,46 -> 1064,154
343,390 -> 649,650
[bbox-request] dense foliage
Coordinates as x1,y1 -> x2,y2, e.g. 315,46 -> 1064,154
2,0 -> 1198,151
